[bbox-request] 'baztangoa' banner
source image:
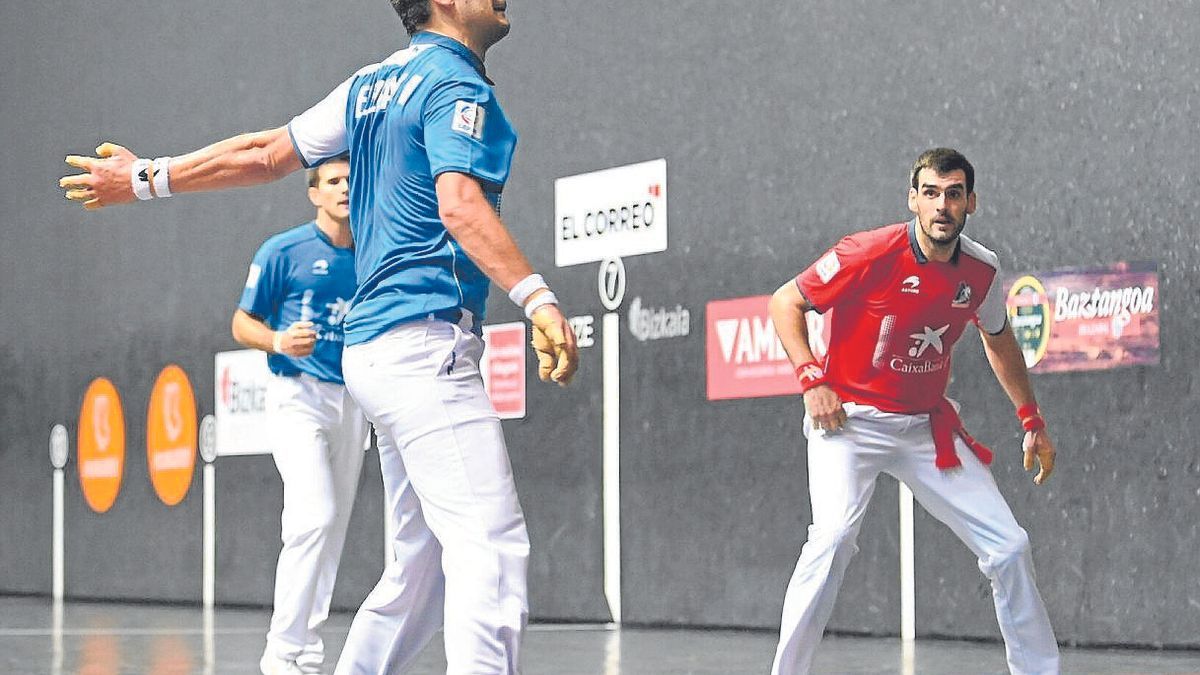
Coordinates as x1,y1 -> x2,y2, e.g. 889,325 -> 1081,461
1005,261 -> 1159,373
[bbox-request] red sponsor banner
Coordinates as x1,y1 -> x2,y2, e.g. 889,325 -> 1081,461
706,295 -> 831,401
1005,261 -> 1159,373
481,322 -> 526,419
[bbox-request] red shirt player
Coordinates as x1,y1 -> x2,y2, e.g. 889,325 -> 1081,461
767,149 -> 1060,675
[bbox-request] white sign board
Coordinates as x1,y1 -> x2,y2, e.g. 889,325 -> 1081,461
555,159 -> 667,267
213,349 -> 273,456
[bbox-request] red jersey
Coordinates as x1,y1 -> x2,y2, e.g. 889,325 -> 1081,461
796,221 -> 1006,414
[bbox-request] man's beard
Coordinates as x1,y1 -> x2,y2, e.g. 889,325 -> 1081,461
482,18 -> 511,47
923,215 -> 966,245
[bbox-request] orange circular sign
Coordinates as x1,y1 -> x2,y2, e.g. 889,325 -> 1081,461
77,378 -> 126,513
146,364 -> 197,506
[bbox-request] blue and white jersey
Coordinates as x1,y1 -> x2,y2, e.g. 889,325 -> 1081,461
287,31 -> 517,346
239,222 -> 357,384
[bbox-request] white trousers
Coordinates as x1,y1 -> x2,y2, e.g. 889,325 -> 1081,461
266,374 -> 367,670
772,403 -> 1059,675
337,320 -> 530,675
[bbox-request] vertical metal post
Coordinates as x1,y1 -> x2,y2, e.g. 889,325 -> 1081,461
899,483 -> 915,641
602,312 -> 621,623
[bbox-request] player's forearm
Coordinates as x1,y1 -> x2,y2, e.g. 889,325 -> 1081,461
769,282 -> 818,368
231,310 -> 277,353
981,325 -> 1038,408
170,127 -> 302,195
437,177 -> 534,291
447,208 -> 534,292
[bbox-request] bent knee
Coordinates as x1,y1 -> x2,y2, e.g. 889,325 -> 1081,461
980,528 -> 1031,572
804,524 -> 861,557
283,508 -> 339,544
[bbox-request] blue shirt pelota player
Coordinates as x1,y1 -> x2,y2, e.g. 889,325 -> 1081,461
63,2 -> 580,673
231,157 -> 369,675
229,154 -> 367,667
239,221 -> 356,383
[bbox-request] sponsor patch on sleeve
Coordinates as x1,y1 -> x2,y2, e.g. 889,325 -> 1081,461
451,100 -> 485,140
815,251 -> 841,283
245,263 -> 262,289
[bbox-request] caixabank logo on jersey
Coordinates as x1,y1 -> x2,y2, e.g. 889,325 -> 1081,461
1004,261 -> 1160,373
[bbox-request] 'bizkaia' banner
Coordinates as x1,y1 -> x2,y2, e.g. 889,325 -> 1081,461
1005,261 -> 1160,374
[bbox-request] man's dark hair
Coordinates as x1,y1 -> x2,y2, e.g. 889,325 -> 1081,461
911,148 -> 974,193
390,0 -> 431,36
307,154 -> 350,188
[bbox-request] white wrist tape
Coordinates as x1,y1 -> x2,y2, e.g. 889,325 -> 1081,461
523,291 -> 559,319
152,157 -> 173,198
131,159 -> 153,201
508,273 -> 548,307
272,331 -> 284,354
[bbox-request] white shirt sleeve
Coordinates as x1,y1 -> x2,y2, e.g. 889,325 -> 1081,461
976,269 -> 1008,334
287,75 -> 354,167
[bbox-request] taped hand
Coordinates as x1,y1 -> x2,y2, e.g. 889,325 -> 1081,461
1023,428 -> 1056,486
529,304 -> 578,386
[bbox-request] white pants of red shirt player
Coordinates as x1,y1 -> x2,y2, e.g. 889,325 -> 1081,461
264,374 -> 368,673
772,403 -> 1060,675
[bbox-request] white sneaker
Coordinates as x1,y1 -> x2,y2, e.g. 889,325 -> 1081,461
260,650 -> 305,675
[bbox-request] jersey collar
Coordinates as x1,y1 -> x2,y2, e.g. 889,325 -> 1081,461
410,31 -> 492,84
907,218 -> 961,265
310,221 -> 353,252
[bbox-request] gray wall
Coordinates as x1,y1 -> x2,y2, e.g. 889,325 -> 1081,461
2,0 -> 1198,649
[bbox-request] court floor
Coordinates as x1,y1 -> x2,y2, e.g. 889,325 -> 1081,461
1,597 -> 1197,674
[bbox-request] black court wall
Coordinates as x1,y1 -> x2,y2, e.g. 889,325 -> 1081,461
2,0 -> 1198,649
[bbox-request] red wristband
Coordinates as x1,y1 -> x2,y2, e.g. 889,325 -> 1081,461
1016,403 -> 1045,432
795,361 -> 827,393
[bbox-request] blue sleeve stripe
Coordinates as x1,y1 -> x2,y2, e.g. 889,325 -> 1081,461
431,165 -> 504,192
236,305 -> 266,320
287,123 -> 315,169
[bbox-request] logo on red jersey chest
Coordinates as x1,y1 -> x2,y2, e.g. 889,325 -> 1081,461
951,281 -> 972,308
872,315 -> 954,375
907,324 -> 949,358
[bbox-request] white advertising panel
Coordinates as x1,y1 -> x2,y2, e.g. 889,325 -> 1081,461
213,349 -> 273,456
555,159 -> 667,267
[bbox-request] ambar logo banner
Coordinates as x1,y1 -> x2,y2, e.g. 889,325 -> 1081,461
77,377 -> 126,513
147,364 -> 197,506
706,295 -> 832,401
1004,261 -> 1160,373
481,322 -> 526,419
